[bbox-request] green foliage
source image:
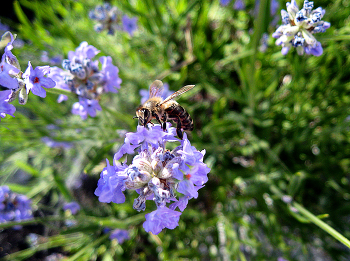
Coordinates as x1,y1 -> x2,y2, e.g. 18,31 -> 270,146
1,0 -> 350,260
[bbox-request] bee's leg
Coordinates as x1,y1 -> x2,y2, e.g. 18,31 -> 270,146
175,118 -> 183,139
153,113 -> 162,126
161,114 -> 167,131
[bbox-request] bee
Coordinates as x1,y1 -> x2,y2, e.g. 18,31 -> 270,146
135,80 -> 195,139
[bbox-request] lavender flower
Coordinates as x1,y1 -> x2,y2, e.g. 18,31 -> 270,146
89,3 -> 121,35
233,0 -> 246,10
0,90 -> 15,120
143,206 -> 182,235
89,3 -> 138,36
109,229 -> 130,243
49,41 -> 121,120
71,98 -> 102,120
0,31 -> 56,108
122,15 -> 138,36
63,201 -> 80,215
220,0 -> 231,6
22,61 -> 56,98
0,186 -> 33,227
272,0 -> 330,56
220,0 -> 245,10
41,136 -> 73,149
95,124 -> 210,235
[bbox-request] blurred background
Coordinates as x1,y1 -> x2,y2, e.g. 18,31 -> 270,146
1,0 -> 350,260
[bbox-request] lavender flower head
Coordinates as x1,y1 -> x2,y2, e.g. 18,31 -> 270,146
272,0 -> 330,56
89,3 -> 138,36
63,201 -> 80,215
0,186 -> 33,227
95,124 -> 210,235
109,229 -> 130,243
122,15 -> 138,36
49,41 -> 122,120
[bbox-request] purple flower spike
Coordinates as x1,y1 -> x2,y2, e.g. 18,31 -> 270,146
0,186 -> 33,227
100,56 -> 122,93
94,159 -> 127,204
22,62 -> 56,98
72,98 -> 102,120
272,0 -> 330,56
109,229 -> 130,243
51,41 -> 122,119
41,137 -> 73,149
68,41 -> 100,61
233,0 -> 245,10
143,206 -> 182,235
220,0 -> 231,6
96,123 -> 210,234
122,15 -> 138,36
63,201 -> 80,215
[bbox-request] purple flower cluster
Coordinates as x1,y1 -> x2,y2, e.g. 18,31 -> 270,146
220,0 -> 245,10
41,136 -> 73,149
95,124 -> 210,235
89,3 -> 138,36
0,186 -> 33,227
63,201 -> 80,215
272,0 -> 330,56
49,42 -> 122,120
0,31 -> 56,121
109,229 -> 130,243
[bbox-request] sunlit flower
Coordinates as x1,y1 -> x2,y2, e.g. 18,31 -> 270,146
95,124 -> 210,234
63,201 -> 80,215
89,3 -> 138,36
0,186 -> 33,228
49,41 -> 121,120
272,0 -> 330,56
109,229 -> 130,243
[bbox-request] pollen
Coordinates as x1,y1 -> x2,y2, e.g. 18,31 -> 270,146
186,173 -> 191,179
33,77 -> 40,83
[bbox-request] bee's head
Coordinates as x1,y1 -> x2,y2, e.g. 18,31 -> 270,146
135,107 -> 151,127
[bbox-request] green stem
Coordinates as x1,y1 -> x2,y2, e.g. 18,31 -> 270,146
45,87 -> 75,97
293,202 -> 350,249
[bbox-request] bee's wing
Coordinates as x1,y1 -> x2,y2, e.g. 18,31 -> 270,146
149,80 -> 164,98
159,84 -> 195,105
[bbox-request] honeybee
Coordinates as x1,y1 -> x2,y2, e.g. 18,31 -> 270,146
135,80 -> 195,139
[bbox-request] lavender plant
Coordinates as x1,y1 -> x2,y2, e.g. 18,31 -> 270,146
1,0 -> 350,260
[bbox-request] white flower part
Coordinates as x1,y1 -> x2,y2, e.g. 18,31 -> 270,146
276,34 -> 294,46
301,29 -> 317,46
159,157 -> 182,179
151,147 -> 165,175
18,85 -> 28,105
133,156 -> 153,175
286,0 -> 299,19
124,165 -> 152,189
284,26 -> 299,37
